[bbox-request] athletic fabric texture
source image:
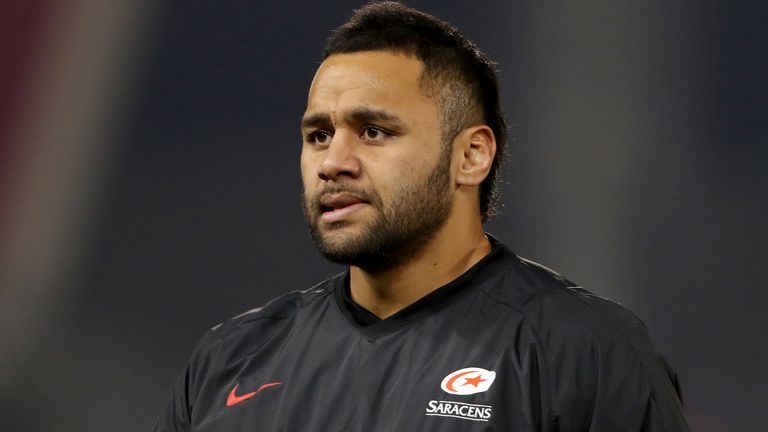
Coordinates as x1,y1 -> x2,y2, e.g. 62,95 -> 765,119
155,236 -> 689,431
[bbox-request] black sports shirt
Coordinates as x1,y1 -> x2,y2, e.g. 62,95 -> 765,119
155,238 -> 689,431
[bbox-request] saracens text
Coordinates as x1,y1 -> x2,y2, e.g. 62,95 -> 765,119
425,400 -> 493,422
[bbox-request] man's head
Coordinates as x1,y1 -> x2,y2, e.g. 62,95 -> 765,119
300,2 -> 505,272
324,2 -> 506,220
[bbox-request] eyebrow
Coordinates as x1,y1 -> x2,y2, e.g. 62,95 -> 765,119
301,113 -> 332,129
301,108 -> 404,129
347,108 -> 403,126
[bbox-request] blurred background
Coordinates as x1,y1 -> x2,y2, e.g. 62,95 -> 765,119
1,0 -> 765,430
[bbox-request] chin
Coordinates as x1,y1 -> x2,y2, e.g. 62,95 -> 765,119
312,222 -> 357,245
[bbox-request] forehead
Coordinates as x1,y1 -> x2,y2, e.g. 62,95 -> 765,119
305,51 -> 438,121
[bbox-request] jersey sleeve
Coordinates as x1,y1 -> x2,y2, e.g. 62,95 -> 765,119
153,326 -> 221,432
542,293 -> 690,432
153,362 -> 193,432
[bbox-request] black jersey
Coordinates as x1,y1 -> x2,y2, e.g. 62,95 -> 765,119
155,238 -> 689,431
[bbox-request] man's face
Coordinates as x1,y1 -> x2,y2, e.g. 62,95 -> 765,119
300,51 -> 454,272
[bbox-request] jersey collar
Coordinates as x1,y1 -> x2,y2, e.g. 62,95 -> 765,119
333,233 -> 515,339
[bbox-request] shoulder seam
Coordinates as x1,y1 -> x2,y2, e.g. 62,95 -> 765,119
477,284 -> 669,426
209,274 -> 342,340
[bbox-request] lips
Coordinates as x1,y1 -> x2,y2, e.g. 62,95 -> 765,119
318,193 -> 370,223
320,193 -> 367,211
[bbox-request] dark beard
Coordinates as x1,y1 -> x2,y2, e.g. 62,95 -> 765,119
303,148 -> 453,274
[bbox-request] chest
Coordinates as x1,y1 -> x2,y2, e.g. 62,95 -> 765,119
191,310 -> 545,431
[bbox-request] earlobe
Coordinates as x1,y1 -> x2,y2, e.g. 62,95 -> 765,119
456,126 -> 496,186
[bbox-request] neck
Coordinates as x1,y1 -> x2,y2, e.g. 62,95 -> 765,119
348,217 -> 491,319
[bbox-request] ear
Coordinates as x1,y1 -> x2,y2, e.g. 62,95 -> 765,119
454,125 -> 496,187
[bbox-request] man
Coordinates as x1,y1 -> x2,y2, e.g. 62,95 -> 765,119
155,2 -> 689,431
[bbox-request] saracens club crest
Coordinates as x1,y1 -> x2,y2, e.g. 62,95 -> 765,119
440,367 -> 496,395
425,367 -> 496,422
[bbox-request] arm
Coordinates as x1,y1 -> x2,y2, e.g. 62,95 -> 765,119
153,363 -> 193,432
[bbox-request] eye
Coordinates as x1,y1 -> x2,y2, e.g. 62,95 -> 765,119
306,130 -> 333,145
360,126 -> 389,142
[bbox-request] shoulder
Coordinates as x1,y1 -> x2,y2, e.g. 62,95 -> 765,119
189,274 -> 340,361
168,274 -> 342,423
478,251 -> 668,390
481,253 -> 649,350
483,253 -> 687,425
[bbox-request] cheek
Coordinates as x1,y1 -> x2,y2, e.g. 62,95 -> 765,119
299,154 -> 317,186
369,157 -> 420,195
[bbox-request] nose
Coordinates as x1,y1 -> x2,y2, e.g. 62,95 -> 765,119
317,131 -> 362,181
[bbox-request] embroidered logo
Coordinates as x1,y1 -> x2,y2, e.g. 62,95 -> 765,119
440,367 -> 496,395
226,382 -> 283,407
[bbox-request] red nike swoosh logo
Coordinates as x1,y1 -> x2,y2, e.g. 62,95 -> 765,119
226,382 -> 284,407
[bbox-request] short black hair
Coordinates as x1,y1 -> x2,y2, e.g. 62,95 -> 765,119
323,1 -> 507,220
